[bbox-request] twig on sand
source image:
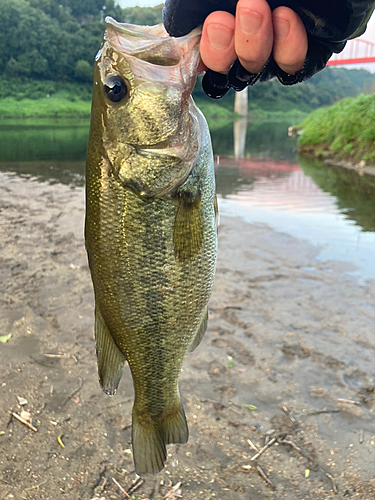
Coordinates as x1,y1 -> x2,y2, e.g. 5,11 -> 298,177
278,438 -> 304,455
247,438 -> 260,452
200,398 -> 241,414
112,477 -> 130,498
256,464 -> 275,490
43,353 -> 78,363
163,481 -> 182,499
127,477 -> 144,495
282,405 -> 298,424
359,429 -> 364,444
326,466 -> 338,495
324,471 -> 338,494
10,412 -> 38,432
250,437 -> 276,461
60,377 -> 83,407
24,479 -> 48,491
337,398 -> 361,406
295,409 -> 340,418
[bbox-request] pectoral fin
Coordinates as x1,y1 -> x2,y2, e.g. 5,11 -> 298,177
173,194 -> 204,264
188,308 -> 208,352
95,307 -> 126,396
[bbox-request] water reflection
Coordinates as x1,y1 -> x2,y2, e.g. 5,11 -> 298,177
0,160 -> 85,186
215,157 -> 375,279
211,118 -> 298,160
299,156 -> 375,232
0,119 -> 89,162
233,117 -> 247,158
215,157 -> 300,198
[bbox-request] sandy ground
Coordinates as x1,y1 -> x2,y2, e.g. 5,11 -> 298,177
0,171 -> 375,500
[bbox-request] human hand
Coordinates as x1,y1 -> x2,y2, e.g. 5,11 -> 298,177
199,0 -> 308,77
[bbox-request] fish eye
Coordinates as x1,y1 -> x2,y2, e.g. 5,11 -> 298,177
104,76 -> 128,102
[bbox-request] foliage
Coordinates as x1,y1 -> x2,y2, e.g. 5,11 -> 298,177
297,93 -> 375,163
74,60 -> 93,83
0,0 -> 162,83
0,76 -> 92,101
120,6 -> 164,25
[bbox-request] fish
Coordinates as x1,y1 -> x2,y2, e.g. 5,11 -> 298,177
85,17 -> 217,475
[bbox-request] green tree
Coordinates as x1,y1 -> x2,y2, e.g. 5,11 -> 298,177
74,59 -> 93,82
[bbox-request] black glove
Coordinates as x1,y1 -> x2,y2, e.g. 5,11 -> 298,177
163,0 -> 375,98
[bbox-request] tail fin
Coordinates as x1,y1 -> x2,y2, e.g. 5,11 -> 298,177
132,401 -> 188,475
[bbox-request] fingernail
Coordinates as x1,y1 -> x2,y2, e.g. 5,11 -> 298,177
206,24 -> 233,50
239,9 -> 263,35
274,17 -> 290,39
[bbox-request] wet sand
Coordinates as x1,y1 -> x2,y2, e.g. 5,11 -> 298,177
1,171 -> 375,499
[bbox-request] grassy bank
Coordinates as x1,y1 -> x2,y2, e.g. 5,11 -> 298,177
297,93 -> 375,165
0,97 -> 91,119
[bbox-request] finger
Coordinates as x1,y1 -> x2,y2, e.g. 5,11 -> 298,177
272,7 -> 308,75
235,0 -> 273,75
200,11 -> 236,73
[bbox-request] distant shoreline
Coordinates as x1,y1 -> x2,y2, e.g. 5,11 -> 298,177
0,97 -> 91,119
0,97 -> 304,123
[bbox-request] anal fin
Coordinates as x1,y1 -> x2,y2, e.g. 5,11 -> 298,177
188,307 -> 208,352
95,307 -> 126,396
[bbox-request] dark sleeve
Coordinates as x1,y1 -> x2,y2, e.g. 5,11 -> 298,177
163,0 -> 375,96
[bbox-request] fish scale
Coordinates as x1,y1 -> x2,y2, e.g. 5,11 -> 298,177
85,18 -> 217,475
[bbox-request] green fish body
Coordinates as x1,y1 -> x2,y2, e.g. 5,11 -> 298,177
85,18 -> 217,475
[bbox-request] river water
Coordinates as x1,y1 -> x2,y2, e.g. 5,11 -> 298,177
1,117 -> 374,280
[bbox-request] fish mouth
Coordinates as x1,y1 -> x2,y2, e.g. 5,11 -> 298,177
104,17 -> 202,67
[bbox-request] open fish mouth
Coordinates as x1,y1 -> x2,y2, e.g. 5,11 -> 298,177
104,16 -> 202,68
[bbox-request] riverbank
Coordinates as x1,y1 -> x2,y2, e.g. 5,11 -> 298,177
300,148 -> 375,177
297,94 -> 375,168
0,171 -> 374,499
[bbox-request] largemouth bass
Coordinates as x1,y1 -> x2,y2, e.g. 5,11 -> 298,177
85,18 -> 217,475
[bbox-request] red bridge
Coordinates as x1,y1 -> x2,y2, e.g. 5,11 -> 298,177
327,38 -> 375,66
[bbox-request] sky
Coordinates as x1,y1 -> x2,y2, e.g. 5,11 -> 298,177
360,13 -> 375,43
